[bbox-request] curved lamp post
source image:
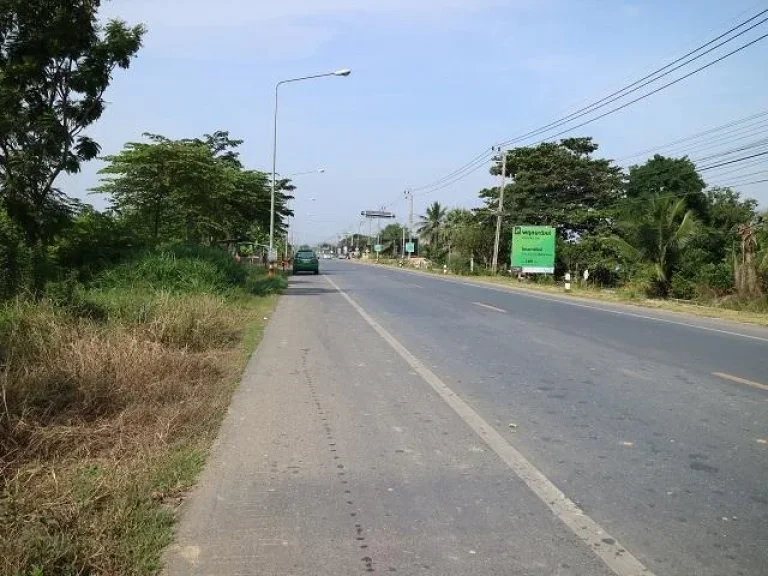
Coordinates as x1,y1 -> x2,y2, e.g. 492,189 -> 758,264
269,69 -> 351,257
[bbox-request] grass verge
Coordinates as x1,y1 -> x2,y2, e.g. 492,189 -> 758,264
360,258 -> 768,328
0,246 -> 285,576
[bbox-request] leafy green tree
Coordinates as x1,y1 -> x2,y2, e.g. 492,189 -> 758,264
0,0 -> 145,242
627,155 -> 707,219
417,201 -> 447,256
482,137 -> 624,240
0,204 -> 31,298
379,222 -> 405,257
94,133 -> 292,245
94,135 -> 228,242
51,206 -> 139,279
613,196 -> 697,295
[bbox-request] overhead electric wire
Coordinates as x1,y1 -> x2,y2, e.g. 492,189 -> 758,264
723,177 -> 768,186
701,156 -> 768,177
616,109 -> 768,161
512,31 -> 768,154
499,10 -> 768,149
698,149 -> 768,170
620,119 -> 768,161
409,148 -> 494,193
405,8 -> 768,199
709,167 -> 768,183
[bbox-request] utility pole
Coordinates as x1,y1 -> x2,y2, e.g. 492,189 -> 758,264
402,225 -> 406,262
491,146 -> 506,275
404,189 -> 414,257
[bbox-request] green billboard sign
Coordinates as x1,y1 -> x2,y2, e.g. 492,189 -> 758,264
374,244 -> 383,253
511,226 -> 556,273
405,241 -> 415,254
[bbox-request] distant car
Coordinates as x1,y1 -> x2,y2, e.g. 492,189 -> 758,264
293,250 -> 319,274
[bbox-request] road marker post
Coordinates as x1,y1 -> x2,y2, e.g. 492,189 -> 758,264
565,272 -> 571,292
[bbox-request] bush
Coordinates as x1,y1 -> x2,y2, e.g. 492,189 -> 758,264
696,262 -> 733,297
670,274 -> 696,300
0,207 -> 32,300
95,245 -> 246,294
51,208 -> 141,280
447,255 -> 472,275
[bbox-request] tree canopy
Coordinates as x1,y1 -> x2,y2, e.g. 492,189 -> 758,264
93,132 -> 293,245
0,0 -> 145,242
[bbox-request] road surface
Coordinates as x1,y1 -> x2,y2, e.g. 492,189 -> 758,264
165,261 -> 768,576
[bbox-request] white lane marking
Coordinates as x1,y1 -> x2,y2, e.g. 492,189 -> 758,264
712,372 -> 768,392
472,301 -> 507,313
408,283 -> 424,289
325,275 -> 653,576
370,265 -> 768,344
618,368 -> 653,382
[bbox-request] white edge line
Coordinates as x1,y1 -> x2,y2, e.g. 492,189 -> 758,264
472,301 -> 507,313
370,265 -> 768,344
712,372 -> 768,392
325,274 -> 654,576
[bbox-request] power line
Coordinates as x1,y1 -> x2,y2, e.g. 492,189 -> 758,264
402,9 -> 768,198
710,168 -> 768,184
516,31 -> 768,151
407,18 -> 768,198
409,148 -> 494,193
702,156 -> 768,177
698,149 -> 768,170
500,10 -> 768,149
616,109 -> 768,161
723,177 -> 768,186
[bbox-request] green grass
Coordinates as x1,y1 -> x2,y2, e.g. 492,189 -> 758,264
0,247 -> 284,576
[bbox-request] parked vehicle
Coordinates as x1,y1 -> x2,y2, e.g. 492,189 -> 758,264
293,250 -> 319,274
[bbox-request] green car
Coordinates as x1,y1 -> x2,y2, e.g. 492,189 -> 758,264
292,250 -> 319,274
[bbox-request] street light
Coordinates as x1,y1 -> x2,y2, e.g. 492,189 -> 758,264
286,168 -> 326,177
284,168 -> 326,260
269,69 -> 351,257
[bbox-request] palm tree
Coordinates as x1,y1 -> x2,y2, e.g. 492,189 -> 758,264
612,195 -> 697,294
417,202 -> 447,251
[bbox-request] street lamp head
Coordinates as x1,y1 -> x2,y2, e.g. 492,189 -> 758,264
334,68 -> 352,77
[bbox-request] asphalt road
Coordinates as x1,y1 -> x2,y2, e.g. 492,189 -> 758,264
166,261 -> 768,576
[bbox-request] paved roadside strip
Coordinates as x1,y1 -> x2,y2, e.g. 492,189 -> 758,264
164,273 -> 618,576
326,275 -> 653,576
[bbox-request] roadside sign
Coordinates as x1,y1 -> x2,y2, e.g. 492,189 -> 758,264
361,210 -> 396,219
405,241 -> 415,254
267,248 -> 278,263
511,226 -> 555,273
374,244 -> 383,253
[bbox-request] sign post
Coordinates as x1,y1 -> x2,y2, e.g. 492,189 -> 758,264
511,226 -> 556,274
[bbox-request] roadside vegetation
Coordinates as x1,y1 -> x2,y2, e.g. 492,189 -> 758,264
0,2 -> 289,574
341,139 -> 768,315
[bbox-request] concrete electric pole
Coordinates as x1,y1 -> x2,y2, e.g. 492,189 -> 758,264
491,146 -> 506,275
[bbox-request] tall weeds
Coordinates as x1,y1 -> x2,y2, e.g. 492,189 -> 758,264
0,247 -> 284,575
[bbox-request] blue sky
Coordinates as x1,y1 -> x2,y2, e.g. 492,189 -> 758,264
66,0 -> 768,244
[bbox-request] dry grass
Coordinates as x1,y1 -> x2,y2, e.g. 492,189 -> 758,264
0,271 -> 280,575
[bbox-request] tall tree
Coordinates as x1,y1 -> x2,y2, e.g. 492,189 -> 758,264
94,133 -> 292,245
0,0 -> 145,241
482,137 -> 624,240
613,196 -> 697,294
627,155 -> 707,219
417,201 -> 447,253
